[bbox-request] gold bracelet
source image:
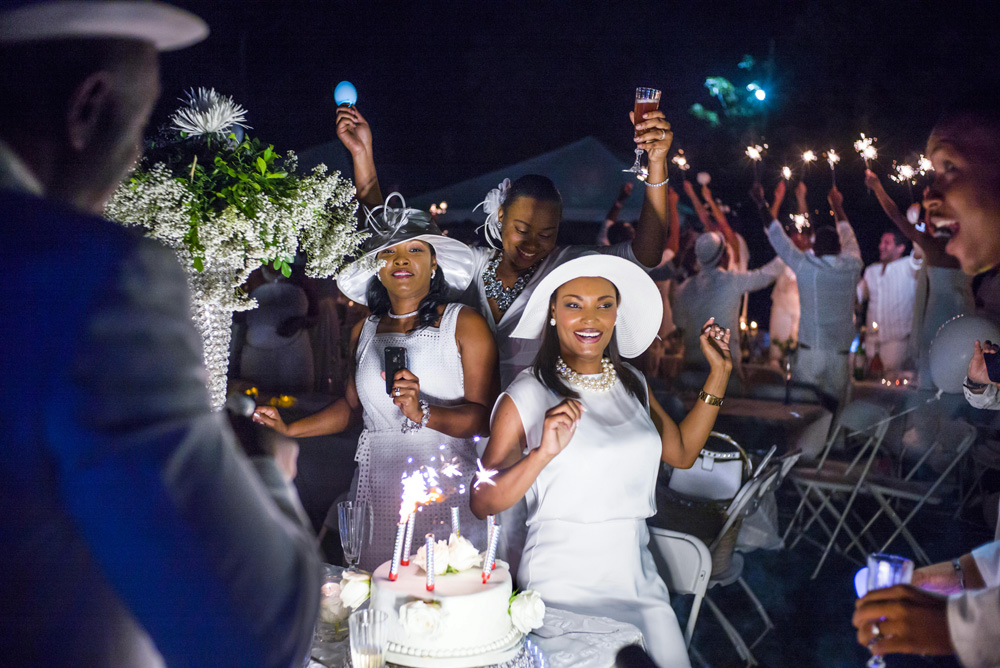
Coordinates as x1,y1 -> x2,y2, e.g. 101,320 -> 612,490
698,390 -> 724,407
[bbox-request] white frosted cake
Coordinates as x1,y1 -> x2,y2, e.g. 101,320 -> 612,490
370,560 -> 523,668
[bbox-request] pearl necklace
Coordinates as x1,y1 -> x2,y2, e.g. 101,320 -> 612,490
483,251 -> 540,313
556,356 -> 617,392
387,308 -> 419,319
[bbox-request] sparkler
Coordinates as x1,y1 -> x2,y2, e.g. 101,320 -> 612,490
451,506 -> 461,537
854,134 -> 878,168
671,150 -> 691,173
389,522 -> 406,581
801,149 -> 817,164
473,459 -> 498,489
425,534 -> 436,591
401,512 -> 416,566
918,154 -> 934,175
746,144 -> 765,184
825,149 -> 840,187
790,213 -> 809,233
781,166 -> 792,181
890,162 -> 918,202
482,523 -> 502,583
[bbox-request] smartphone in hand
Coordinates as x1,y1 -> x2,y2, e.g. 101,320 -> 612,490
385,346 -> 408,395
985,349 -> 1000,384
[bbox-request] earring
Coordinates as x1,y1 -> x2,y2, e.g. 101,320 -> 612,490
431,269 -> 437,279
549,317 -> 556,326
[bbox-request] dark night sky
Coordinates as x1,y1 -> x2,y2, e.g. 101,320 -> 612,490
159,0 -> 1000,269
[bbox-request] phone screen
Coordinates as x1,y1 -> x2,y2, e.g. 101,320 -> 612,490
385,347 -> 408,395
986,351 -> 1000,384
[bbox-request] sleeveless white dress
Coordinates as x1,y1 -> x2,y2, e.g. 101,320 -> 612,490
500,368 -> 691,668
353,303 -> 486,572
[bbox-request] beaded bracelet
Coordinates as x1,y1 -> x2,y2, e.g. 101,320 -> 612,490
645,177 -> 669,188
401,400 -> 430,434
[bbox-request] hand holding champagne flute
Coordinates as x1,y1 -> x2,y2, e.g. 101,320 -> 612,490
624,87 -> 662,179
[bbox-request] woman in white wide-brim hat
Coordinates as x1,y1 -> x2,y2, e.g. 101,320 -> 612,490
470,254 -> 732,668
254,194 -> 498,570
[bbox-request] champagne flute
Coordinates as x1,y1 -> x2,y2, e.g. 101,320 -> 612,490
349,609 -> 389,668
623,87 -> 661,180
339,500 -> 368,571
864,553 -> 914,668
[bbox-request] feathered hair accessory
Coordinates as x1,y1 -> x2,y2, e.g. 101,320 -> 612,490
364,192 -> 429,240
474,178 -> 511,249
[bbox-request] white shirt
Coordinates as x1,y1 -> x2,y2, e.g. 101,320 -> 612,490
0,139 -> 44,195
858,255 -> 922,342
766,220 -> 863,351
948,521 -> 1000,667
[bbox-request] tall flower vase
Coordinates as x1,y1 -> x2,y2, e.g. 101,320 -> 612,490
188,271 -> 238,412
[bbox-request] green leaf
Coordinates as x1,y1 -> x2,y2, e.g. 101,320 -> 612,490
272,258 -> 281,270
256,157 -> 267,174
193,257 -> 204,272
281,262 -> 292,278
266,172 -> 287,179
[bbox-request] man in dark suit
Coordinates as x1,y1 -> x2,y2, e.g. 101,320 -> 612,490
0,3 -> 322,666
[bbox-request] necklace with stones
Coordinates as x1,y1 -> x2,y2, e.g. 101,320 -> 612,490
483,251 -> 540,313
556,356 -> 617,392
386,308 -> 419,319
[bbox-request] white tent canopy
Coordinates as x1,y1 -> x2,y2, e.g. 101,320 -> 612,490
409,137 -> 648,223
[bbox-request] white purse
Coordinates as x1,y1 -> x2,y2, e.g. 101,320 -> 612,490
667,432 -> 750,502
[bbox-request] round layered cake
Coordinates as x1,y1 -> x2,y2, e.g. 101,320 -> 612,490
369,560 -> 523,668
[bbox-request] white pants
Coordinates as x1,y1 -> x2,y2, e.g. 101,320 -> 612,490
793,348 -> 851,411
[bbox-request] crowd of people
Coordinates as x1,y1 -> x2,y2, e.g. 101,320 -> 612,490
3,2 -> 1000,667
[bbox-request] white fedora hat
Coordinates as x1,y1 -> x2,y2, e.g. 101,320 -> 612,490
336,192 -> 475,305
0,1 -> 208,51
510,254 -> 662,358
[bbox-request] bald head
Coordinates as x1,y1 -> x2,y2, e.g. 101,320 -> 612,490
0,38 -> 160,213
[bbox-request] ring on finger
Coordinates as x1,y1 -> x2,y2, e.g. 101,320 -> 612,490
393,387 -> 401,397
660,129 -> 666,140
871,622 -> 881,639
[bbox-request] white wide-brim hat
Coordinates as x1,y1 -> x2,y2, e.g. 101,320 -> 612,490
0,1 -> 208,51
510,254 -> 662,358
336,192 -> 475,305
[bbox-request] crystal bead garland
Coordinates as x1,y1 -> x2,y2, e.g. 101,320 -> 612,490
482,251 -> 540,313
188,270 -> 235,412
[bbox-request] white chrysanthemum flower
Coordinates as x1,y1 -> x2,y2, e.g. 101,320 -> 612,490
171,87 -> 250,138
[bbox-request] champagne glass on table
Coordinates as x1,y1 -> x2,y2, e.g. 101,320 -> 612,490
349,609 -> 388,668
864,553 -> 914,668
338,500 -> 368,571
623,87 -> 661,180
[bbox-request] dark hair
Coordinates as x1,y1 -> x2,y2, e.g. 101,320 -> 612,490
607,221 -> 636,245
813,226 -> 841,257
884,228 -> 909,250
531,291 -> 645,402
501,174 -> 563,217
365,246 -> 450,330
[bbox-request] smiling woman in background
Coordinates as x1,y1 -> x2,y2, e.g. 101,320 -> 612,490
254,196 -> 497,570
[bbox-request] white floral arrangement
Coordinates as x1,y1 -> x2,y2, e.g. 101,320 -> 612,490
508,590 -> 546,634
103,88 -> 366,409
413,534 -> 484,575
339,570 -> 372,610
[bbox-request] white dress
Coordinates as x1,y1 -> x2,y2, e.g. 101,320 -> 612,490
353,303 -> 485,572
500,368 -> 691,668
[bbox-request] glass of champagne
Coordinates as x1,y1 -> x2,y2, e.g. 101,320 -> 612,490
623,87 -> 661,180
349,609 -> 389,668
864,553 -> 914,668
339,500 -> 368,571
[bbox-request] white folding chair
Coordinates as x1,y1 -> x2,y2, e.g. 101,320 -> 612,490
783,401 -> 891,578
647,527 -> 711,648
842,419 -> 978,564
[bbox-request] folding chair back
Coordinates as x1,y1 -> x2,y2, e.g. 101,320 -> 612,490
815,400 -> 891,470
647,527 -> 711,647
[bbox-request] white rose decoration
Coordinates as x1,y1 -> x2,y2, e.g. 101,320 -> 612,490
448,534 -> 483,572
509,590 -> 546,634
399,600 -> 444,639
413,539 -> 449,576
319,582 -> 350,624
339,571 -> 371,610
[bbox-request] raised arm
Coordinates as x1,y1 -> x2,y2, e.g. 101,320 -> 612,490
631,110 -> 673,266
829,187 -> 862,260
598,182 -> 634,245
864,170 -> 916,238
666,186 -> 681,255
336,106 -> 383,209
751,183 -> 807,272
701,183 -> 739,264
470,396 -> 582,518
769,180 -> 787,222
682,178 -> 713,229
653,318 -> 732,465
739,255 -> 785,292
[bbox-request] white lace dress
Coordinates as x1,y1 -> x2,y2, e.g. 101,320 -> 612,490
500,367 -> 691,668
353,303 -> 485,572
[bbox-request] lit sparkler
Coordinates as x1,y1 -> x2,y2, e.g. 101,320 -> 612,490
825,149 -> 840,187
854,134 -> 878,168
671,150 -> 691,172
918,154 -> 934,175
790,213 -> 809,233
781,166 -> 792,180
746,144 -> 765,183
473,459 -> 498,489
801,149 -> 817,164
891,162 -> 918,202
